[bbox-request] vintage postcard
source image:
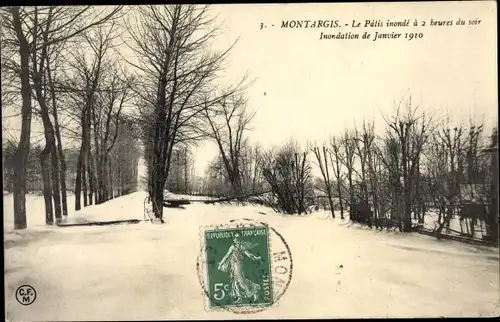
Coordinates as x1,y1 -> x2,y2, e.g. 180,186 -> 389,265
2,1 -> 499,321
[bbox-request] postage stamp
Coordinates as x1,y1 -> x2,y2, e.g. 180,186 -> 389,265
197,218 -> 293,314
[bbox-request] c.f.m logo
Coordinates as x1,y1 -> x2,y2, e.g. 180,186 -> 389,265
16,285 -> 37,306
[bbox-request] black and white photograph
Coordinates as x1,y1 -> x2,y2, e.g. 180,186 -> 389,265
2,1 -> 499,320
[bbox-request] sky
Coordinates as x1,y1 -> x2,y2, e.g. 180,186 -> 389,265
2,2 -> 498,178
190,1 -> 498,177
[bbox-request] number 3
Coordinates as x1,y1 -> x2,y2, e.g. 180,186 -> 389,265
260,23 -> 263,30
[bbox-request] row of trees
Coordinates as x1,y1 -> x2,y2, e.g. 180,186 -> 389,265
203,137 -> 316,214
165,146 -> 196,194
3,132 -> 140,197
3,5 -> 256,226
199,91 -> 315,214
1,6 -> 140,228
311,98 -> 497,237
200,93 -> 497,240
202,142 -> 266,197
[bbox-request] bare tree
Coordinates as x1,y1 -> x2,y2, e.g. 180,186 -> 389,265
235,142 -> 265,194
340,129 -> 357,216
249,144 -> 265,194
375,135 -> 404,229
1,7 -> 35,228
312,145 -> 335,218
353,120 -> 378,226
382,95 -> 432,232
126,5 -> 249,222
205,94 -> 255,197
261,140 -> 313,214
329,136 -> 345,219
371,140 -> 393,226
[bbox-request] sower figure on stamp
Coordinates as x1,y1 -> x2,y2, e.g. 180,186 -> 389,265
217,233 -> 262,304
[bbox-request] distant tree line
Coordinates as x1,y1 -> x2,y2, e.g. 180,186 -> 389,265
200,93 -> 315,214
309,95 -> 498,241
165,146 -> 196,194
1,6 -> 140,228
3,134 -> 139,198
202,92 -> 497,243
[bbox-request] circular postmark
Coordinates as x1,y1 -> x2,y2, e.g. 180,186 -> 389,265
15,285 -> 37,306
196,218 -> 293,314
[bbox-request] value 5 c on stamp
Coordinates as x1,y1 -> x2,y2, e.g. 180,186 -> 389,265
197,219 -> 292,314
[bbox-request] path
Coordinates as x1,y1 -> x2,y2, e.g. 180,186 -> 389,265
4,191 -> 499,320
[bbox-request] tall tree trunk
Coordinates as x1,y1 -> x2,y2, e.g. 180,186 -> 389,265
40,146 -> 53,224
33,86 -> 62,221
151,139 -> 166,222
401,132 -> 412,232
11,6 -> 31,229
348,171 -> 354,217
49,68 -> 69,217
75,152 -> 83,211
92,106 -> 104,204
96,158 -> 102,203
316,147 -> 335,218
252,149 -> 258,194
117,160 -> 122,196
87,149 -> 94,205
133,155 -> 139,192
82,131 -> 88,207
153,173 -> 165,222
93,160 -> 98,205
108,156 -> 114,200
332,153 -> 344,219
57,145 -> 68,216
101,153 -> 109,202
151,64 -> 168,221
335,180 -> 344,219
75,106 -> 87,211
96,155 -> 104,204
416,156 -> 424,223
184,147 -> 188,193
49,141 -> 62,221
82,159 -> 88,207
30,10 -> 63,222
176,152 -> 180,192
147,154 -> 154,199
367,150 -> 379,227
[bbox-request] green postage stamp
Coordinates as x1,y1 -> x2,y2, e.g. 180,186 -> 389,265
197,218 -> 293,314
205,226 -> 272,308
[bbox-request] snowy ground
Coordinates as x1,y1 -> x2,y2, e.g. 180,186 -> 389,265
4,191 -> 500,320
325,204 -> 486,239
